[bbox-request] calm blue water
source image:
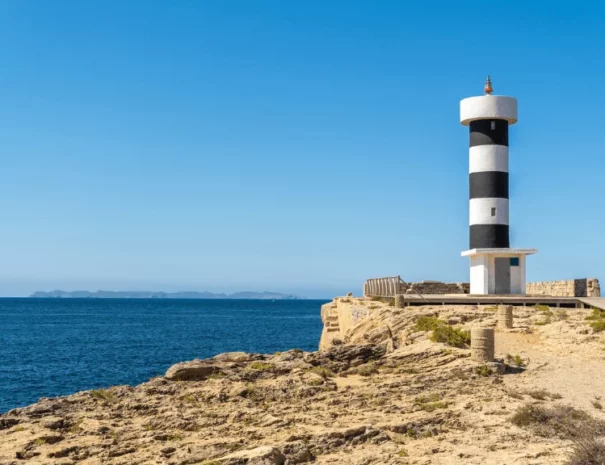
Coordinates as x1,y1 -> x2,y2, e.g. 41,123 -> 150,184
0,298 -> 326,413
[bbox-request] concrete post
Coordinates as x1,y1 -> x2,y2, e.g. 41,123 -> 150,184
394,294 -> 405,308
471,327 -> 495,362
497,305 -> 513,328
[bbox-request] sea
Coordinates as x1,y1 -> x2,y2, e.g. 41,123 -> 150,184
0,298 -> 326,413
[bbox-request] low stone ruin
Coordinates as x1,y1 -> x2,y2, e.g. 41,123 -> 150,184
526,278 -> 600,297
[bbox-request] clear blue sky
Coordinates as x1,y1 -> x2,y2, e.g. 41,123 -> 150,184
0,1 -> 603,298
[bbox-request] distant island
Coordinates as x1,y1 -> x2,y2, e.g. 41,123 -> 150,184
29,290 -> 303,300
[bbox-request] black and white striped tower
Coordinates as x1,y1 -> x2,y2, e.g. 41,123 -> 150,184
460,78 -> 537,295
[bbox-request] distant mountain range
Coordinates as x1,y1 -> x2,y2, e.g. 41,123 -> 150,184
29,290 -> 303,300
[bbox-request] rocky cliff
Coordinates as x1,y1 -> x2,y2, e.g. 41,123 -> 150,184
2,298 -> 605,464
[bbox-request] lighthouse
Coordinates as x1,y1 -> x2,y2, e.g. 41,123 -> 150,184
460,77 -> 537,295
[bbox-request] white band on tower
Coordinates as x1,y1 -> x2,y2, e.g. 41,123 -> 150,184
469,145 -> 509,173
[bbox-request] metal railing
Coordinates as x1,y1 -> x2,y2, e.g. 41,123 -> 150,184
363,276 -> 406,297
363,275 -> 427,302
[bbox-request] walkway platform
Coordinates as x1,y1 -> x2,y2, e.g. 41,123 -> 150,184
400,294 -> 602,309
577,297 -> 605,311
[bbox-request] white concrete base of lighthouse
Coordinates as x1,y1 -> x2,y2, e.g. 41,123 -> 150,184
461,248 -> 537,295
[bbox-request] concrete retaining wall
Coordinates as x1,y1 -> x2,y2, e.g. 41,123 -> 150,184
526,278 -> 600,297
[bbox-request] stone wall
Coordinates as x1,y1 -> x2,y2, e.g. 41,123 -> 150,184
526,278 -> 600,297
363,278 -> 469,296
404,281 -> 470,295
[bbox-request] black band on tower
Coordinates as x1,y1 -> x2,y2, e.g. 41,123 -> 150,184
469,171 -> 509,199
470,224 -> 510,249
469,119 -> 508,147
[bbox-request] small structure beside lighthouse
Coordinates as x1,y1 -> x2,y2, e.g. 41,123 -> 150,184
460,77 -> 537,295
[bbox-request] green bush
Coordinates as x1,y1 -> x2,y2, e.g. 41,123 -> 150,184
474,365 -> 493,377
414,393 -> 440,403
585,308 -> 605,332
414,316 -> 444,332
415,316 -> 470,348
430,325 -> 471,348
417,401 -> 448,412
590,319 -> 605,333
506,354 -> 527,368
247,362 -> 273,371
414,393 -> 448,412
182,394 -> 197,404
586,308 -> 605,321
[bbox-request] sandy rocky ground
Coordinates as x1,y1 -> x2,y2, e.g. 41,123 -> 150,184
1,299 -> 605,465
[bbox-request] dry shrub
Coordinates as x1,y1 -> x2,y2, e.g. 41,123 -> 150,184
308,367 -> 336,378
567,434 -> 605,465
357,364 -> 379,377
511,404 -> 605,440
527,389 -> 551,400
90,388 -> 117,403
505,390 -> 524,400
